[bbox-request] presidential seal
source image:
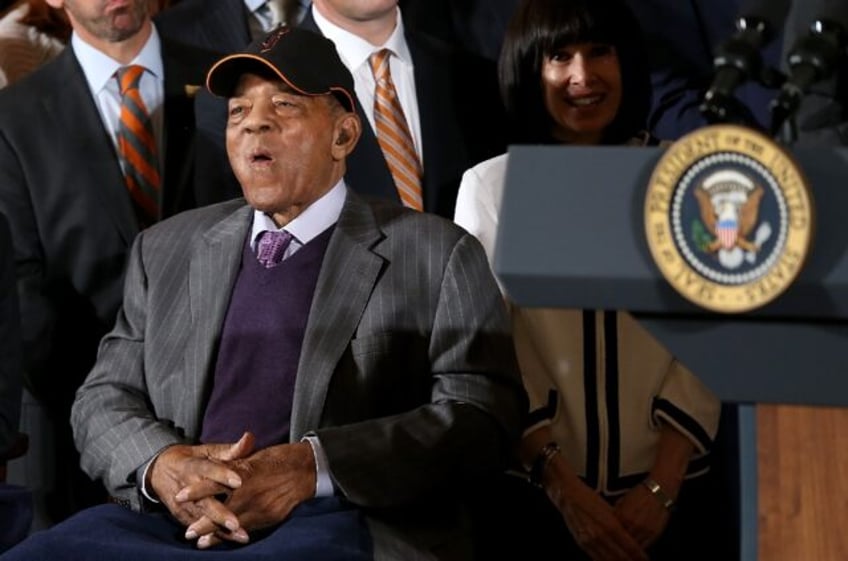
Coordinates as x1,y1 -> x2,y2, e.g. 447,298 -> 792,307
644,125 -> 814,313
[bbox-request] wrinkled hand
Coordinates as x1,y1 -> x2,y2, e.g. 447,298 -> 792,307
613,483 -> 671,549
549,478 -> 649,561
177,440 -> 317,548
148,432 -> 256,544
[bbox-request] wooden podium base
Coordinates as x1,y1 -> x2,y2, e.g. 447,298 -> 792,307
757,404 -> 848,560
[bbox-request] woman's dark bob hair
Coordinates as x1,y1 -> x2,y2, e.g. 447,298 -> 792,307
498,0 -> 652,145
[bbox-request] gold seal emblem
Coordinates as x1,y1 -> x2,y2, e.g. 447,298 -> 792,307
645,124 -> 814,313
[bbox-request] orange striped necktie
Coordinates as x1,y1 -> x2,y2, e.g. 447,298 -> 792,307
116,65 -> 161,225
368,49 -> 423,211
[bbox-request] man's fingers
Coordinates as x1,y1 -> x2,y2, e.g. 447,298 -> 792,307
175,479 -> 230,503
206,432 -> 256,463
187,518 -> 248,548
195,529 -> 249,550
186,457 -> 243,490
182,497 -> 243,540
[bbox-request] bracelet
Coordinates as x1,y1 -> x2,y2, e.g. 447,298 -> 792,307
529,441 -> 561,487
642,477 -> 675,511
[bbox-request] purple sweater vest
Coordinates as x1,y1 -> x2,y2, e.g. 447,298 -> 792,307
200,227 -> 333,449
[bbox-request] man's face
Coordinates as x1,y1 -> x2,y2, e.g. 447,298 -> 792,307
56,0 -> 149,42
226,73 -> 356,226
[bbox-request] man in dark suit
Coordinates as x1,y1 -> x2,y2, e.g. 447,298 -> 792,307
302,0 -> 505,218
0,0 -> 226,521
2,26 -> 524,561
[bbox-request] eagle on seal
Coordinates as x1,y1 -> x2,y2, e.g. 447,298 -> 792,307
694,169 -> 765,254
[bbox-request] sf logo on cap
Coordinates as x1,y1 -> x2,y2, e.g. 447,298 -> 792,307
260,25 -> 292,53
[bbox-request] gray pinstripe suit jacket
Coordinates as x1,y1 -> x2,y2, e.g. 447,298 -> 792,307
71,190 -> 525,560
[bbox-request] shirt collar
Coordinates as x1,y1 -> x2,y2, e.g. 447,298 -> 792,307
243,0 -> 265,13
71,24 -> 164,94
251,179 -> 347,247
311,5 -> 411,70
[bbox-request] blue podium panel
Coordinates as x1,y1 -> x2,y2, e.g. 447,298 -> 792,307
496,145 -> 848,320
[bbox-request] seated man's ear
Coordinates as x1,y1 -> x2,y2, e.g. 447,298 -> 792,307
332,113 -> 361,159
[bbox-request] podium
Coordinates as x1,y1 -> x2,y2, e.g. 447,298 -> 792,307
495,144 -> 848,560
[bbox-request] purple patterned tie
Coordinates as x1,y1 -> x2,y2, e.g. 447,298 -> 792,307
256,230 -> 294,268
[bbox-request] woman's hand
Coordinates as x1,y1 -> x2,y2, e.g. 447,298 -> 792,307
545,465 -> 649,561
613,482 -> 671,548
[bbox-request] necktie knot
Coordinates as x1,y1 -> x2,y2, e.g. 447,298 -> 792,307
117,65 -> 145,95
368,49 -> 393,84
256,230 -> 294,268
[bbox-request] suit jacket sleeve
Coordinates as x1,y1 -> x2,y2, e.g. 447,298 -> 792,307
0,129 -> 54,387
312,232 -> 526,508
71,231 -> 184,497
0,213 -> 22,453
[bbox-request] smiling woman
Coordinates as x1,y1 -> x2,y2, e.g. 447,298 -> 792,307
454,0 -> 723,560
497,0 -> 650,147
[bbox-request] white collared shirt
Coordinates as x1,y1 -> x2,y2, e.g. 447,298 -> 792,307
71,25 -> 165,175
250,178 -> 347,256
311,5 -> 423,164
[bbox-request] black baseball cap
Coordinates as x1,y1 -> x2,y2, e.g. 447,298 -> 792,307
206,25 -> 356,112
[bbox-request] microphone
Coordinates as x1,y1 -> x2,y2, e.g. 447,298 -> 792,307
700,0 -> 792,125
770,0 -> 848,136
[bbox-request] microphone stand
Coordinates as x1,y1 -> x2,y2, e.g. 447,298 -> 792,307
699,17 -> 785,131
769,19 -> 847,144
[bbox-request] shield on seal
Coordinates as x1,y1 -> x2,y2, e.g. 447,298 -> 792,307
716,218 -> 738,249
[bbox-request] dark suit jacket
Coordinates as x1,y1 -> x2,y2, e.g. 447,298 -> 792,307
300,11 -> 506,219
155,0 -> 252,55
399,0 -> 517,62
72,192 -> 525,560
0,35 -> 221,410
0,212 -> 22,454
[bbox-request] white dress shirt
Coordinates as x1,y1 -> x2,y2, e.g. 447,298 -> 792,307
311,5 -> 423,164
71,26 -> 165,176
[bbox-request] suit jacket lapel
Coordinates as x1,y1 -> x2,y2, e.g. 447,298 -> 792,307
290,192 -> 384,439
183,204 -> 252,436
216,0 -> 253,52
160,38 -> 201,217
47,50 -> 139,245
407,33 -> 465,217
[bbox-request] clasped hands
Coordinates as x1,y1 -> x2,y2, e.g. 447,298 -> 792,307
148,432 -> 316,549
549,471 -> 672,561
